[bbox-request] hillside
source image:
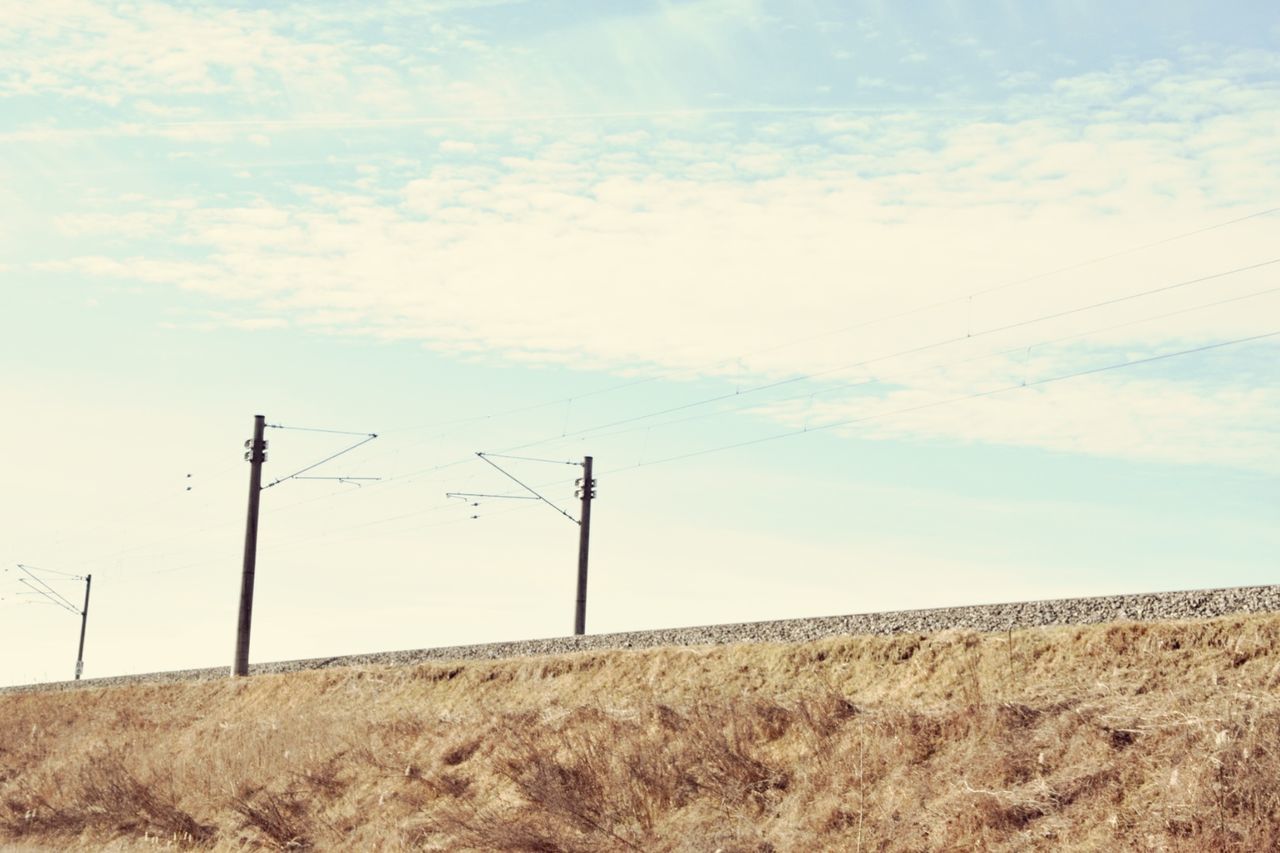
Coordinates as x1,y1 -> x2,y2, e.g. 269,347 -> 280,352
3,613 -> 1280,851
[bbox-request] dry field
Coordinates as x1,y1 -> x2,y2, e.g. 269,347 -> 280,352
3,613 -> 1280,851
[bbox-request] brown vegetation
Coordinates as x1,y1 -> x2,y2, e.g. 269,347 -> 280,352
3,614 -> 1280,850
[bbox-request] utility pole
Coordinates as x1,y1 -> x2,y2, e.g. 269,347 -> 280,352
574,456 -> 594,635
462,452 -> 598,636
74,574 -> 91,680
11,564 -> 94,681
233,414 -> 266,677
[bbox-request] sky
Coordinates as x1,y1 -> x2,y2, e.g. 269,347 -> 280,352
1,0 -> 1278,686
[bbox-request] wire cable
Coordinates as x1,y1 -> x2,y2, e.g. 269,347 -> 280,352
389,326 -> 1280,529
304,212 -> 1280,497
576,283 -> 1280,446
476,453 -> 579,524
609,329 -> 1279,471
266,424 -> 379,436
16,579 -> 80,615
474,452 -> 582,466
263,434 -> 379,490
36,216 -> 1277,582
11,566 -> 83,615
377,206 -> 1279,438
11,564 -> 84,580
50,272 -> 1280,585
113,327 -> 1277,579
495,256 -> 1279,454
360,265 -> 1280,502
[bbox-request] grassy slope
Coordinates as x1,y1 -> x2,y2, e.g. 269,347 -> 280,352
2,614 -> 1280,851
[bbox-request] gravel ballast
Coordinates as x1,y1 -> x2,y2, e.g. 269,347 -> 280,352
8,583 -> 1280,693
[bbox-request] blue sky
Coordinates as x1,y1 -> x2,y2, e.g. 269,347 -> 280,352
2,0 -> 1278,685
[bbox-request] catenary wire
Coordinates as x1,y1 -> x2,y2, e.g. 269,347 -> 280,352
573,283 -> 1280,446
16,580 -> 80,615
603,329 -> 1280,472
277,253 -> 1280,508
266,424 -> 378,436
309,210 -> 1280,494
355,326 -> 1280,538
11,564 -> 85,580
494,257 -> 1279,454
262,434 -> 379,490
342,205 -> 1280,476
475,453 -> 582,466
378,205 -> 1279,437
146,318 -> 1280,564
54,268 -> 1280,580
34,219 -> 1278,580
476,453 -> 579,524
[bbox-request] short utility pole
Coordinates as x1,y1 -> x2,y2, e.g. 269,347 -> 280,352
12,564 -> 93,680
233,414 -> 267,677
74,574 -> 92,680
574,456 -> 595,635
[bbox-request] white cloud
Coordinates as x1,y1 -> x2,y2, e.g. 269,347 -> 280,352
2,2 -> 339,100
751,347 -> 1280,472
439,139 -> 479,154
0,0 -> 506,124
17,34 -> 1280,470
50,148 -> 1278,452
229,316 -> 290,330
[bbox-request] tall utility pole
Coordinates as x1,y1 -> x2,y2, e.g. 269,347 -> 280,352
74,574 -> 92,680
233,414 -> 266,677
464,452 -> 598,636
574,456 -> 594,635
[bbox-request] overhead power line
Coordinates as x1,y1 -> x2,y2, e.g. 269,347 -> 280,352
274,250 -> 1279,516
9,565 -> 94,679
266,423 -> 379,436
95,277 -> 1280,581
262,433 -> 379,490
44,265 -> 1280,590
476,452 -> 581,466
12,565 -> 82,614
475,452 -> 580,524
31,213 -> 1277,589
159,322 -> 1279,567
378,205 -> 1278,439
578,283 -> 1280,447
11,564 -> 85,580
496,257 -> 1279,454
378,266 -> 1280,501
608,329 -> 1279,472
16,579 -> 80,615
447,492 -> 540,502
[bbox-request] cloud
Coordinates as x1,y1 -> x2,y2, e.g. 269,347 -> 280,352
13,17 -> 1280,470
750,346 -> 1280,472
439,139 -> 479,154
0,0 -> 504,124
46,135 -> 1278,473
2,3 -> 342,101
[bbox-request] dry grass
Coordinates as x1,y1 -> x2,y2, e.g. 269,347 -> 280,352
4,614 -> 1280,850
